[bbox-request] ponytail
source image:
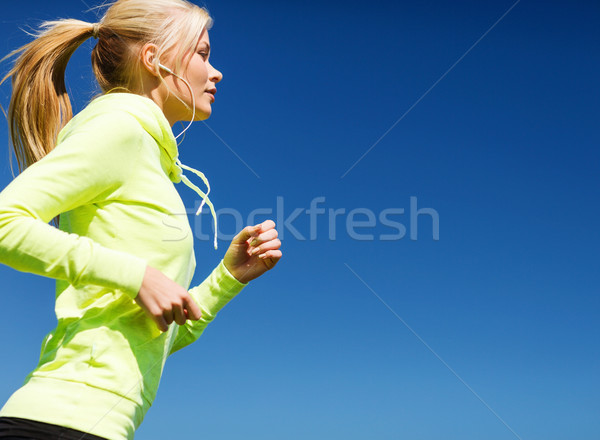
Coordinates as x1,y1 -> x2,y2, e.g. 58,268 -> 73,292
1,20 -> 96,174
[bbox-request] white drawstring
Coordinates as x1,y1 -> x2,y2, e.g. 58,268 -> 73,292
176,158 -> 218,250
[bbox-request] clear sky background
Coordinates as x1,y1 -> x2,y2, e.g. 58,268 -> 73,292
0,1 -> 598,439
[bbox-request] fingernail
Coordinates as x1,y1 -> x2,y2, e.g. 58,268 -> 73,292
251,247 -> 261,256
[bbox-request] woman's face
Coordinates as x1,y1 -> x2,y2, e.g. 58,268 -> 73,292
162,29 -> 223,124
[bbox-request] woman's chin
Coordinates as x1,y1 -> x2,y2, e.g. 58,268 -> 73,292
193,108 -> 212,121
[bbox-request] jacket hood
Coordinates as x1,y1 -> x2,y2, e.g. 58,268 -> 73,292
59,92 -> 218,249
87,92 -> 183,183
82,92 -> 218,249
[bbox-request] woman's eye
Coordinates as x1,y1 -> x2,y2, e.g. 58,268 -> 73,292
198,52 -> 209,60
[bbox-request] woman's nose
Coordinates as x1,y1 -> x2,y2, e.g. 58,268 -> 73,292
209,63 -> 223,84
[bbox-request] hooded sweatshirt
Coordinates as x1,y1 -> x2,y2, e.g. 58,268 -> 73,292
0,92 -> 246,440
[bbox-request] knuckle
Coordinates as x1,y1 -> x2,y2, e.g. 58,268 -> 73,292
158,301 -> 171,312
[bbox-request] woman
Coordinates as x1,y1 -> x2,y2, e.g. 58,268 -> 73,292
0,1 -> 281,439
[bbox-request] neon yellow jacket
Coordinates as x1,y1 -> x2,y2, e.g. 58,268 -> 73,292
0,92 -> 246,440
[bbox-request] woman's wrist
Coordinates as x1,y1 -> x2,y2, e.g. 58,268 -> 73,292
222,259 -> 249,285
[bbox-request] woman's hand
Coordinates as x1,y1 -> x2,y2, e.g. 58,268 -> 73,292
135,266 -> 202,332
224,220 -> 282,284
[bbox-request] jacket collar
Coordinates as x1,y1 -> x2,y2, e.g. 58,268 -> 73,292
93,92 -> 183,183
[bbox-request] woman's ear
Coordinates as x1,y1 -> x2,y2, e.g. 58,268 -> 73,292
140,43 -> 160,76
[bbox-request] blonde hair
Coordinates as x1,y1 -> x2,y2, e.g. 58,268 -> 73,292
1,0 -> 213,174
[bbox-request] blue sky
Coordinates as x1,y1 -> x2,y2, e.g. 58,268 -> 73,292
1,1 -> 599,439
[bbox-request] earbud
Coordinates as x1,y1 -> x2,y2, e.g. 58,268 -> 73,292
158,62 -> 174,74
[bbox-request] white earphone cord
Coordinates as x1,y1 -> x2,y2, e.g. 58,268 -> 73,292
158,63 -> 196,141
158,62 -> 218,249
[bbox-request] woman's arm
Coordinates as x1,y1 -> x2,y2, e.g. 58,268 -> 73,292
0,109 -> 218,332
0,111 -> 148,297
169,220 -> 281,355
168,259 -> 246,355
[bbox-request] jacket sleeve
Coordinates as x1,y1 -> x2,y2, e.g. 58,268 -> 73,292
169,260 -> 246,355
0,111 -> 148,298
